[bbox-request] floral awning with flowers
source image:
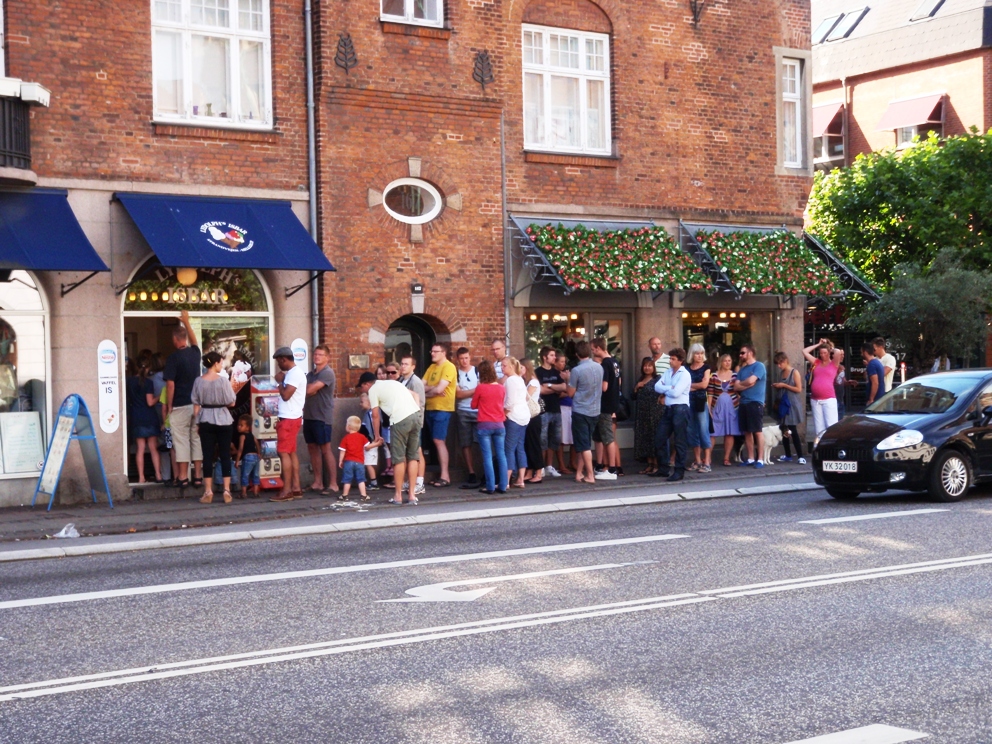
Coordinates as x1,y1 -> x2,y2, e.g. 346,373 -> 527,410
694,229 -> 842,297
526,223 -> 713,293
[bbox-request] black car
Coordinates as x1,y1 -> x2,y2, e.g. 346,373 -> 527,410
812,370 -> 992,502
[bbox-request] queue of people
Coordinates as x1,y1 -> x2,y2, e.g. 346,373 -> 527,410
126,323 -> 901,507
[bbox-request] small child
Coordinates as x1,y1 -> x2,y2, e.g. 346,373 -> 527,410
235,414 -> 260,498
339,415 -> 380,500
359,393 -> 380,491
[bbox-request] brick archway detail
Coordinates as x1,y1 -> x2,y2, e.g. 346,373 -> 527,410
512,0 -> 621,34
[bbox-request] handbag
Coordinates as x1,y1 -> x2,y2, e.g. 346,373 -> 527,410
614,392 -> 630,422
526,382 -> 542,418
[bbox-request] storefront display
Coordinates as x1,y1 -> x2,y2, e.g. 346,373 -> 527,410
0,270 -> 49,476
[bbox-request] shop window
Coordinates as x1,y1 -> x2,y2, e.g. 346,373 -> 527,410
152,0 -> 272,128
123,258 -> 271,376
382,178 -> 444,225
525,312 -> 584,364
0,271 -> 49,476
381,0 -> 443,28
522,24 -> 611,156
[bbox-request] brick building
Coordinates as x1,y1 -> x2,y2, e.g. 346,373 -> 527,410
316,0 -> 871,454
0,0 -> 327,506
811,0 -> 992,169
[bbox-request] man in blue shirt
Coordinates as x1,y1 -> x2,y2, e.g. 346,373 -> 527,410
566,340 -> 604,484
734,343 -> 767,468
863,343 -> 885,406
650,347 -> 691,482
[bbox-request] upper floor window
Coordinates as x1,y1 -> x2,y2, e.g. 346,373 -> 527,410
152,0 -> 272,128
381,0 -> 443,28
522,24 -> 611,156
781,58 -> 804,168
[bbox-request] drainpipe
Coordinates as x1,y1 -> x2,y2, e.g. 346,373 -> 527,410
841,76 -> 849,168
304,0 -> 320,347
501,111 -> 511,344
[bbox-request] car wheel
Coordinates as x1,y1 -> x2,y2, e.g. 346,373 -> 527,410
826,488 -> 860,500
928,450 -> 971,502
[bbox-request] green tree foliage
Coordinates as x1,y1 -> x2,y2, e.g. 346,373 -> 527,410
846,250 -> 992,370
807,130 -> 992,289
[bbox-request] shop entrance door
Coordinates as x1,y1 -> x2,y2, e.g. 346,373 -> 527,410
121,260 -> 273,484
385,315 -> 436,375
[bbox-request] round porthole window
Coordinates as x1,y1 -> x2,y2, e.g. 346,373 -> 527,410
382,178 -> 444,225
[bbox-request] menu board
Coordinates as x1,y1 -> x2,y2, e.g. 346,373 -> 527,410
38,398 -> 78,495
0,411 -> 45,475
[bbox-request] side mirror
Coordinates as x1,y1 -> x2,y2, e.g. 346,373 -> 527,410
982,405 -> 992,425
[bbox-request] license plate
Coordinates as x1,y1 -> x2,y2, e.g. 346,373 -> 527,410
823,460 -> 858,473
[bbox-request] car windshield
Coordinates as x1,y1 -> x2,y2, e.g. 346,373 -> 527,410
865,377 -> 983,415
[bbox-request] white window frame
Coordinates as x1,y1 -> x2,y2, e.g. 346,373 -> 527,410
381,178 -> 444,225
781,58 -> 803,168
151,0 -> 273,130
521,23 -> 612,157
380,0 -> 444,29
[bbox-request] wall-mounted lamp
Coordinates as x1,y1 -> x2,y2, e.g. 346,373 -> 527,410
689,0 -> 705,26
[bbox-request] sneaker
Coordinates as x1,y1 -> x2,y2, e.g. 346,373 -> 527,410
367,481 -> 380,492
414,482 -> 426,496
545,466 -> 562,478
777,455 -> 793,462
401,482 -> 409,492
594,470 -> 618,481
798,457 -> 808,465
738,459 -> 754,467
699,465 -> 712,473
754,461 -> 765,469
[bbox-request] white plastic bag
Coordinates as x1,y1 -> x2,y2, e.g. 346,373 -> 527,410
54,523 -> 79,539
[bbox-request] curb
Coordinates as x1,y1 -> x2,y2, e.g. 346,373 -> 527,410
0,482 -> 821,563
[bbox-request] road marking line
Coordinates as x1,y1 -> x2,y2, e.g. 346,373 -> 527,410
0,594 -> 714,701
800,509 -> 948,525
781,723 -> 929,743
381,561 -> 655,602
0,534 -> 689,611
3,550 -> 991,702
698,552 -> 992,596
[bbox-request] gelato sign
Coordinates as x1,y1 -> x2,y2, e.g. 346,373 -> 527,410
201,221 -> 254,253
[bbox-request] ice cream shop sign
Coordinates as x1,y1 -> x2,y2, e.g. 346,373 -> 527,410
123,260 -> 267,313
200,221 -> 254,254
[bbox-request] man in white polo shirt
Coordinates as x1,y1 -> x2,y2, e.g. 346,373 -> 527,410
270,346 -> 307,502
357,370 -> 423,505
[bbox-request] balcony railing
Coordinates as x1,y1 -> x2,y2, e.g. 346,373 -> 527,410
0,96 -> 30,170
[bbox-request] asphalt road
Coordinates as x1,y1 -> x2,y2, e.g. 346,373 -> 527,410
2,487 -> 992,743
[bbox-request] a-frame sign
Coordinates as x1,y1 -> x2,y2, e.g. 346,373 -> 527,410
32,394 -> 113,512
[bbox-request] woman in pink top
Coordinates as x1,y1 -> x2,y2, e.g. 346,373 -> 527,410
803,339 -> 845,438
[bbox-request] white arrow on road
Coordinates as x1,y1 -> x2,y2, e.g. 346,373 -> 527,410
380,561 -> 656,602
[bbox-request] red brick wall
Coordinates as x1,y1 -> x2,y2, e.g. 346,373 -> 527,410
317,0 -> 815,381
7,0 -> 309,189
813,50 -> 990,159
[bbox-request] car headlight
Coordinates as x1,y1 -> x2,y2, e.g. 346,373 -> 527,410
876,430 -> 924,451
813,434 -> 822,450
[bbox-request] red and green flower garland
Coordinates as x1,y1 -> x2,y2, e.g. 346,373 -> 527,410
526,223 -> 712,292
695,230 -> 842,296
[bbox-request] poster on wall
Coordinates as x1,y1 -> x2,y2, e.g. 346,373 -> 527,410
291,338 -> 309,370
0,411 -> 45,474
97,339 -> 120,433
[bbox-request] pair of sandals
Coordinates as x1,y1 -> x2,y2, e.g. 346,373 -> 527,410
429,479 -> 450,488
199,490 -> 232,504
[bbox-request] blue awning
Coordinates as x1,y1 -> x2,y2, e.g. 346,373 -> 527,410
116,193 -> 334,272
0,189 -> 108,271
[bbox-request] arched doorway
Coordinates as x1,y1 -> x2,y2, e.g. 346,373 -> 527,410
385,315 -> 436,375
121,257 -> 273,483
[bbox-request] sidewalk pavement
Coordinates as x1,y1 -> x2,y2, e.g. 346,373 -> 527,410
0,462 -> 822,562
